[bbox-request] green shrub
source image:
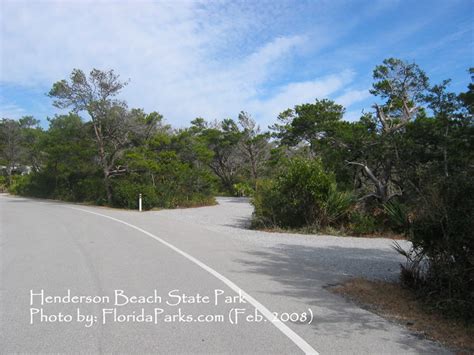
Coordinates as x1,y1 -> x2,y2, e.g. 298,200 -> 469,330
8,175 -> 29,195
112,180 -> 159,210
9,174 -> 55,198
322,187 -> 354,226
155,165 -> 215,208
349,211 -> 379,235
252,158 -> 353,229
0,175 -> 7,192
251,179 -> 279,227
397,173 -> 474,322
74,175 -> 106,204
111,163 -> 215,210
233,182 -> 254,197
383,200 -> 410,233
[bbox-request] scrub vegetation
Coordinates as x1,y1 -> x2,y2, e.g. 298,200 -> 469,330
1,58 -> 473,321
331,278 -> 474,353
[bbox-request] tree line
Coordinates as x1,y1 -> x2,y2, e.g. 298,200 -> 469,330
1,58 -> 473,320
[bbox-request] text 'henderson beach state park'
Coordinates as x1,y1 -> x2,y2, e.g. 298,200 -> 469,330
29,289 -> 248,306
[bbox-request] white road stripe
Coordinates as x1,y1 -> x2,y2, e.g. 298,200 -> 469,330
68,206 -> 319,355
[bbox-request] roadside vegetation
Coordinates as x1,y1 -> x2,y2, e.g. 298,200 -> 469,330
1,58 -> 472,322
331,278 -> 474,353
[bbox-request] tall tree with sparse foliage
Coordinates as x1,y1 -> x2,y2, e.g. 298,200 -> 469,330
48,69 -> 156,204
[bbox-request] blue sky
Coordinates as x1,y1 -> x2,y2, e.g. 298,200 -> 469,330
0,0 -> 473,129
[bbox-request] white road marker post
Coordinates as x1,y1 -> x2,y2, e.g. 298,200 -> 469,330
139,193 -> 142,212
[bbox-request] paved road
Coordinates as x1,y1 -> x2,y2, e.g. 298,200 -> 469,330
0,194 -> 448,354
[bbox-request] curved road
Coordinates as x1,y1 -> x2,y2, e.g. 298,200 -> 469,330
0,194 -> 448,353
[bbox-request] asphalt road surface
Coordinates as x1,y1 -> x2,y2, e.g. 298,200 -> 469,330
0,194 -> 449,354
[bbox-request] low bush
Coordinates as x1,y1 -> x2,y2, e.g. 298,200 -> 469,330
0,175 -> 7,192
111,159 -> 215,210
112,179 -> 159,210
9,174 -> 55,198
396,173 -> 474,322
233,182 -> 254,197
383,200 -> 410,233
252,158 -> 353,229
349,211 -> 379,235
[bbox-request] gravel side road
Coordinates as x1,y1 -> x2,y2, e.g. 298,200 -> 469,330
0,194 -> 449,354
160,197 -> 409,283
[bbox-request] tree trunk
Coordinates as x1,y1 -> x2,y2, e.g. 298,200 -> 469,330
347,161 -> 391,204
250,157 -> 258,187
93,122 -> 113,205
7,165 -> 12,186
104,174 -> 113,205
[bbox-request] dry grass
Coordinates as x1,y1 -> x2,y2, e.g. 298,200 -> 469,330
330,278 -> 474,354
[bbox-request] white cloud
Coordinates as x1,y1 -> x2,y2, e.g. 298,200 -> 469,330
0,0 -> 363,126
334,89 -> 371,107
344,109 -> 365,122
251,70 -> 355,127
0,102 -> 26,119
